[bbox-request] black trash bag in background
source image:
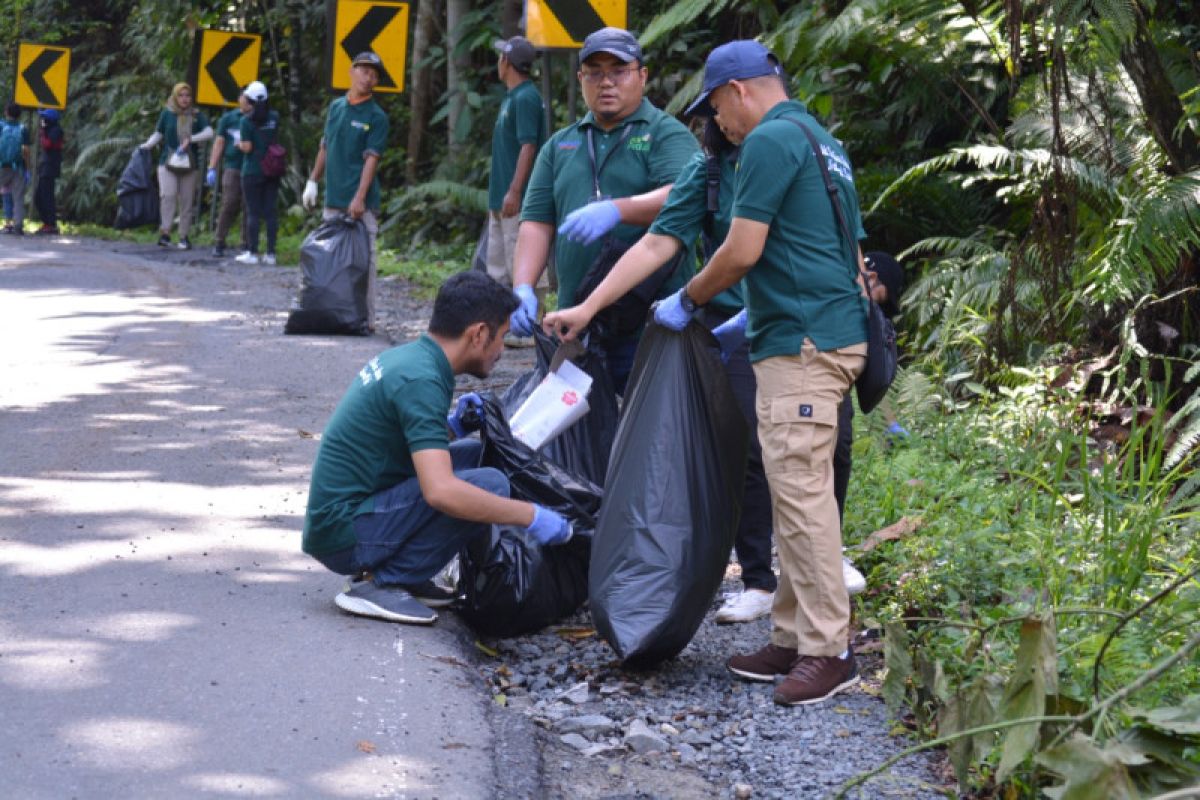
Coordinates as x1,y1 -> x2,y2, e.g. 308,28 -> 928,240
114,148 -> 160,229
456,395 -> 601,638
500,328 -> 618,487
284,216 -> 370,336
589,321 -> 748,667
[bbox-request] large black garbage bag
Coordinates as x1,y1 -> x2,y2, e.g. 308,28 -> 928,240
113,148 -> 160,229
457,395 -> 601,638
284,216 -> 370,336
589,321 -> 748,667
500,328 -> 618,486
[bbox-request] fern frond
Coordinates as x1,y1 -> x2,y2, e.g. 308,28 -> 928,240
641,0 -> 731,47
394,180 -> 487,214
73,137 -> 139,171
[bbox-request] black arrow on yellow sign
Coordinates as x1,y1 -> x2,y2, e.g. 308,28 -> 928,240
206,36 -> 255,103
21,48 -> 65,106
340,6 -> 400,88
543,0 -> 606,43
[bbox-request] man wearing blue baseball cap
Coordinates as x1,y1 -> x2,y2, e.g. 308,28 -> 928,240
509,26 -> 697,393
653,40 -> 870,706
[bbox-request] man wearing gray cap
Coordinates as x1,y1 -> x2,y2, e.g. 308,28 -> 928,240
303,51 -> 390,332
487,35 -> 547,344
510,26 -> 697,392
653,40 -> 869,706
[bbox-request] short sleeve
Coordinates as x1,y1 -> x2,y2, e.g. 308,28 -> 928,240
365,109 -> 389,157
513,90 -> 543,146
648,152 -> 707,246
731,131 -> 798,225
520,140 -> 557,223
647,116 -> 699,187
393,380 -> 449,454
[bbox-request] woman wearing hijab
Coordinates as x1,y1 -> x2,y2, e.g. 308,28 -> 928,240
139,82 -> 213,249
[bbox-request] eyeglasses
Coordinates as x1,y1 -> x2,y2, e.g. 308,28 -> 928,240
580,66 -> 640,84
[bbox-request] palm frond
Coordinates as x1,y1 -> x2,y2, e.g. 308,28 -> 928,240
641,0 -> 733,47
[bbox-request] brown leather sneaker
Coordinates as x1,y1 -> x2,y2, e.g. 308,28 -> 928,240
773,653 -> 860,706
727,643 -> 798,682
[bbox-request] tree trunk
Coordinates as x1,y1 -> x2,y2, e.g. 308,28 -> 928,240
446,0 -> 468,147
406,0 -> 438,184
1120,2 -> 1200,173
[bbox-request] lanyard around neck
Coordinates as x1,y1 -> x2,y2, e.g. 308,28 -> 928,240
585,123 -> 637,201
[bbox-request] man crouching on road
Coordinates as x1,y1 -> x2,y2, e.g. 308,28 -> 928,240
302,271 -> 572,625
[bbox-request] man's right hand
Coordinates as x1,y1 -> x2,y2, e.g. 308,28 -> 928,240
526,505 -> 572,545
509,285 -> 538,337
205,168 -> 217,187
302,180 -> 319,210
711,309 -> 748,362
541,304 -> 594,342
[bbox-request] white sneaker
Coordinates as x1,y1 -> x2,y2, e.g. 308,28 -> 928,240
262,253 -> 277,266
843,557 -> 866,595
715,589 -> 774,624
234,251 -> 259,264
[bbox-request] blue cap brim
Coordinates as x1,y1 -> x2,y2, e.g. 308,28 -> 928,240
685,89 -> 715,117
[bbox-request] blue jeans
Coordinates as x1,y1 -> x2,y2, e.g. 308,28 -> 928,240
313,440 -> 509,587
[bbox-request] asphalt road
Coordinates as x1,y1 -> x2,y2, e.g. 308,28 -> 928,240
0,236 -> 522,798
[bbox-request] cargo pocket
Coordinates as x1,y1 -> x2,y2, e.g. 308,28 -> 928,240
759,396 -> 839,476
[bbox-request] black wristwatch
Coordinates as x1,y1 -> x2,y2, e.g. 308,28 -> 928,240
680,286 -> 699,314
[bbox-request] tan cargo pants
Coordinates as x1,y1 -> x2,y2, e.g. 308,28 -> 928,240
753,338 -> 866,657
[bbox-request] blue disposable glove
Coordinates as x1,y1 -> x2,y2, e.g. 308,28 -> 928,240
509,284 -> 538,337
652,288 -> 693,331
558,200 -> 621,245
887,421 -> 910,439
447,392 -> 484,439
22,169 -> 30,184
711,309 -> 748,362
526,505 -> 572,545
205,168 -> 217,187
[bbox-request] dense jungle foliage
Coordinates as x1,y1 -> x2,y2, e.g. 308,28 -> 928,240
2,0 -> 1197,796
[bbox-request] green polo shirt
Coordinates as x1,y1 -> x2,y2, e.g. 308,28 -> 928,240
216,109 -> 245,171
154,108 -> 211,167
239,110 -> 279,179
732,100 -> 868,360
648,149 -> 744,316
489,80 -> 546,211
302,335 -> 453,555
322,95 -> 389,211
521,98 -> 698,308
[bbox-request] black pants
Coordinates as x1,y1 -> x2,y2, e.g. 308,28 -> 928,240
34,174 -> 57,227
700,308 -> 777,592
242,173 -> 279,255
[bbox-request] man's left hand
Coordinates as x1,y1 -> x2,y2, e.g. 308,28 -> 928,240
447,392 -> 484,439
558,200 -> 620,245
348,196 -> 366,220
653,289 -> 693,331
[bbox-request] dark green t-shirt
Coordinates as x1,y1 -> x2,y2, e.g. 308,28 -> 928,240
239,110 -> 279,179
322,95 -> 389,210
732,101 -> 868,360
154,108 -> 211,167
216,109 -> 245,171
302,335 -> 453,555
648,149 -> 744,316
521,98 -> 698,308
488,80 -> 546,212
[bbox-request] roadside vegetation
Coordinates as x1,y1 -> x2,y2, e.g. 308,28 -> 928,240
5,0 -> 1197,795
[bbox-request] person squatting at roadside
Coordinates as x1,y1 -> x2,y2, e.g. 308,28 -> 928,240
509,26 -> 698,393
140,82 -> 213,250
207,91 -> 252,258
303,51 -> 390,333
652,40 -> 870,706
301,272 -> 574,625
236,81 -> 282,266
485,35 -> 546,332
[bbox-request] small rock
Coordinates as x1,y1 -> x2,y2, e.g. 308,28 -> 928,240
623,719 -> 669,754
607,763 -> 623,777
734,784 -> 753,799
560,733 -> 591,752
582,743 -> 620,757
660,723 -> 679,736
560,681 -> 590,704
558,714 -> 616,736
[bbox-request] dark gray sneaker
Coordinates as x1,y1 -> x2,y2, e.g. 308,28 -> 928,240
335,582 -> 437,625
401,580 -> 458,608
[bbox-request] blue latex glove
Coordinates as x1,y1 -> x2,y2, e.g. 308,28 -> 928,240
887,421 -> 910,439
22,169 -> 30,184
652,288 -> 693,331
509,284 -> 538,337
447,392 -> 484,439
206,168 -> 218,187
526,505 -> 572,545
558,200 -> 621,245
711,309 -> 748,362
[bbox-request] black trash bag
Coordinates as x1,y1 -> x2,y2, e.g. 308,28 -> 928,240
114,148 -> 160,229
284,216 -> 371,336
456,395 -> 601,638
499,328 -> 618,486
589,321 -> 748,667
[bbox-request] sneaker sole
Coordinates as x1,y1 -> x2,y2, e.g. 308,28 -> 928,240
727,664 -> 785,683
334,592 -> 437,624
773,673 -> 861,706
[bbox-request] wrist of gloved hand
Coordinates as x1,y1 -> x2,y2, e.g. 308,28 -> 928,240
510,284 -> 538,337
526,505 -> 572,545
652,288 -> 694,331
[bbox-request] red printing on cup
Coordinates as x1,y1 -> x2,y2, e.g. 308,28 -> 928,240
562,390 -> 579,406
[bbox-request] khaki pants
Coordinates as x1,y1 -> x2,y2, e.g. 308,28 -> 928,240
215,168 -> 245,249
324,208 -> 378,330
753,339 -> 866,657
157,166 -> 198,238
486,212 -> 547,290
